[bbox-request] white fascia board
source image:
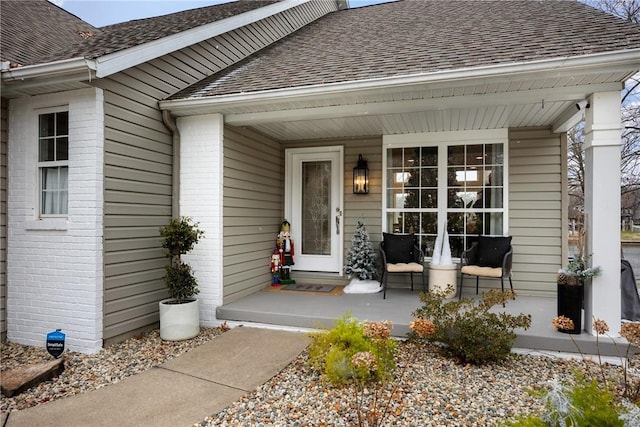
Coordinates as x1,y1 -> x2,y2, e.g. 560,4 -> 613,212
159,49 -> 640,115
0,57 -> 96,82
95,0 -> 311,78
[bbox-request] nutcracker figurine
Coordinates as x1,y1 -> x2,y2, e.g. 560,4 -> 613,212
270,248 -> 281,285
277,220 -> 295,284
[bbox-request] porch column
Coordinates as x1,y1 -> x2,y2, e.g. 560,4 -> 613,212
582,91 -> 622,336
176,114 -> 224,325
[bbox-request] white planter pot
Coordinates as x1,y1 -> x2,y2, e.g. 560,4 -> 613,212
428,263 -> 458,298
159,298 -> 200,341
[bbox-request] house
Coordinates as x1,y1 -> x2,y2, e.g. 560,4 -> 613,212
1,0 -> 639,354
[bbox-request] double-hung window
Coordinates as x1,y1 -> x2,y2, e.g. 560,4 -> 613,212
384,133 -> 507,258
38,111 -> 69,216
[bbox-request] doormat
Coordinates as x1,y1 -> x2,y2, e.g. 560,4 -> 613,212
283,284 -> 333,292
264,284 -> 344,296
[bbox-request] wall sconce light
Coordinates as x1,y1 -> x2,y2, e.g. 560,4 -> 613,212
353,154 -> 369,194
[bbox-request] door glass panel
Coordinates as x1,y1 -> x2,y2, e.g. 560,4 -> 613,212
302,161 -> 331,255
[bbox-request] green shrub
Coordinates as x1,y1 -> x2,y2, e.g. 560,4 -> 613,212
570,374 -> 622,426
502,417 -> 546,427
504,374 -> 623,427
409,287 -> 531,364
307,314 -> 397,385
503,318 -> 640,427
159,216 -> 204,303
160,216 -> 204,258
164,261 -> 199,302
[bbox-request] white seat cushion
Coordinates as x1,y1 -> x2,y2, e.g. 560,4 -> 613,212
461,265 -> 503,278
386,262 -> 424,273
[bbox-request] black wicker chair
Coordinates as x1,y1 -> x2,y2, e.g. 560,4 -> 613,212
379,233 -> 426,299
457,236 -> 513,302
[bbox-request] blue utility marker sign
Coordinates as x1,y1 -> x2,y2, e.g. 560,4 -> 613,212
46,329 -> 65,359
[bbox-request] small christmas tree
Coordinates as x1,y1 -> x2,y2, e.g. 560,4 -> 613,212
345,220 -> 377,281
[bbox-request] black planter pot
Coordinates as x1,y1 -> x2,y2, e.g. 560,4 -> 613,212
557,283 -> 584,334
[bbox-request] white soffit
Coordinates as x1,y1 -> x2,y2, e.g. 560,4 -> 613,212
94,0 -> 312,78
223,82 -> 623,126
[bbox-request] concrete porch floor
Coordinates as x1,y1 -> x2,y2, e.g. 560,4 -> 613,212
217,286 -> 631,358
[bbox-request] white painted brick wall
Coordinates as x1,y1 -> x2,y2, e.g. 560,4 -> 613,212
176,114 -> 224,325
7,88 -> 104,354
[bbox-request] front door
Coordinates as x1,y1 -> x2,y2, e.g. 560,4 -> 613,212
285,147 -> 343,273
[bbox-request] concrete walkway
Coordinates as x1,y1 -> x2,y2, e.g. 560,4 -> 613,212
3,327 -> 310,427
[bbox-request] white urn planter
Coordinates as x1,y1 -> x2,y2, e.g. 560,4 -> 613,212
159,298 -> 200,341
428,263 -> 458,298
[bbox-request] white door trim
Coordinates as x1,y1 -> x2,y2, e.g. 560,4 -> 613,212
285,146 -> 344,273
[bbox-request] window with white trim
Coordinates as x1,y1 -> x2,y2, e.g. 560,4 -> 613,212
384,139 -> 506,258
38,111 -> 68,216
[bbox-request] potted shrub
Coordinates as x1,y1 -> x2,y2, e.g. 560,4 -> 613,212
556,226 -> 600,334
158,216 -> 204,341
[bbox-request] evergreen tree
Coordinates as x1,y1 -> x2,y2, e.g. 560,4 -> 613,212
345,220 -> 377,280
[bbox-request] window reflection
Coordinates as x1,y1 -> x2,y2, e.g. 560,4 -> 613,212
386,143 -> 505,257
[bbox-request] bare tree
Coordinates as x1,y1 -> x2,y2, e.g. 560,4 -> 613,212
569,1 -> 640,226
567,125 -> 586,220
587,0 -> 640,23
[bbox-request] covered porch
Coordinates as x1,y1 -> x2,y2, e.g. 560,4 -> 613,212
216,285 -> 626,358
167,73 -> 629,340
159,16 -> 640,341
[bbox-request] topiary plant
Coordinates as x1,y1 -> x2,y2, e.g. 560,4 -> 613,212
159,216 -> 204,303
409,286 -> 531,364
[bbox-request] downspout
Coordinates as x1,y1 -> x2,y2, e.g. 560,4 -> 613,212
161,110 -> 180,219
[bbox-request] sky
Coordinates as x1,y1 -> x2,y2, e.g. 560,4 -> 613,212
52,0 -> 394,27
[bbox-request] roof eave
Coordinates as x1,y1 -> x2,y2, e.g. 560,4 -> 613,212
94,0 -> 317,78
159,48 -> 640,116
1,57 -> 97,81
0,57 -> 98,97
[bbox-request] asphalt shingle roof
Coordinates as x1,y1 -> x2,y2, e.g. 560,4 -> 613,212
45,0 -> 280,64
0,0 -> 279,67
171,0 -> 640,100
0,0 -> 99,65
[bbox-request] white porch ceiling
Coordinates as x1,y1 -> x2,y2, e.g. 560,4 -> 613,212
213,71 -> 628,141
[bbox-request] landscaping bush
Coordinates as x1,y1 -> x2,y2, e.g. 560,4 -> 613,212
504,373 -> 626,427
307,314 -> 397,385
503,318 -> 640,427
409,287 -> 531,364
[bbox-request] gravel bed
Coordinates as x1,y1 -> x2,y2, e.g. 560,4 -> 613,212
197,341 -> 627,427
1,328 -> 630,426
1,326 -> 224,413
